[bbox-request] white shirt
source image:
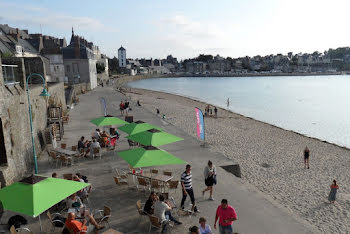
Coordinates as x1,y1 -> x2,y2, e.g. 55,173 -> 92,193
154,201 -> 170,222
199,224 -> 212,234
94,131 -> 101,139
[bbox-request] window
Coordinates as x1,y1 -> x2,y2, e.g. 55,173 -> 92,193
2,65 -> 18,85
66,65 -> 70,73
0,118 -> 7,165
15,45 -> 22,53
73,63 -> 79,73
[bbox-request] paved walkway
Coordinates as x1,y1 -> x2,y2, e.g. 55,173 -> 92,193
19,86 -> 317,233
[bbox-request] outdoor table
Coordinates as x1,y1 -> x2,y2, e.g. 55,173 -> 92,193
52,147 -> 77,156
128,171 -> 173,192
102,228 -> 123,234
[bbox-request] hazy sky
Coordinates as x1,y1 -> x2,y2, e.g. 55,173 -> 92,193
1,0 -> 350,60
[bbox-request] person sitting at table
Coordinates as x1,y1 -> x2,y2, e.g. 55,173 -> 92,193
100,131 -> 110,147
65,212 -> 104,234
90,138 -> 100,158
144,191 -> 159,215
78,136 -> 90,156
109,128 -> 119,150
94,129 -> 101,140
66,193 -> 84,209
154,194 -> 182,233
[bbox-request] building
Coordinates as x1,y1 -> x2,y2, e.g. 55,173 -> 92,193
62,29 -> 98,90
0,56 -> 66,186
118,46 -> 126,68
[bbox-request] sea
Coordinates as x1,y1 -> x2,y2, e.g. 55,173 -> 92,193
128,75 -> 350,148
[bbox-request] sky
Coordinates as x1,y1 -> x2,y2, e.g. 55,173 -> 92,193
1,0 -> 350,60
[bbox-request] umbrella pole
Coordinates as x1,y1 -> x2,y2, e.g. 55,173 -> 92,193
39,214 -> 42,232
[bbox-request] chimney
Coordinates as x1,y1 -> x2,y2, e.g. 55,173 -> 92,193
74,36 -> 80,58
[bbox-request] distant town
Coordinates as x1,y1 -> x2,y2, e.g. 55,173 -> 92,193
2,23 -> 350,91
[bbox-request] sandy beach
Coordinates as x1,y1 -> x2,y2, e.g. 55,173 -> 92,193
122,86 -> 350,233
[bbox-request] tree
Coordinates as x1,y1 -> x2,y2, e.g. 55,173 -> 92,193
96,63 -> 105,74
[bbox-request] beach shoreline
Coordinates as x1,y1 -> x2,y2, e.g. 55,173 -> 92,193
119,82 -> 350,233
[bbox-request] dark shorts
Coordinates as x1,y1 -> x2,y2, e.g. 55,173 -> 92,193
205,177 -> 214,186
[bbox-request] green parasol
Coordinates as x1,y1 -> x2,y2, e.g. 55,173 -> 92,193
126,129 -> 183,147
90,116 -> 128,126
0,175 -> 89,217
117,146 -> 187,168
118,120 -> 162,135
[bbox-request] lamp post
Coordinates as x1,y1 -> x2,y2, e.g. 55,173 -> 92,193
26,73 -> 50,174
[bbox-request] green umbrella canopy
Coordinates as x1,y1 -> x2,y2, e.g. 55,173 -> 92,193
117,146 -> 187,168
0,175 -> 89,217
90,116 -> 128,126
126,129 -> 184,147
118,120 -> 162,135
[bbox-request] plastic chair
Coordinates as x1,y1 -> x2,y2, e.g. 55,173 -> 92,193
137,177 -> 150,191
49,151 -> 60,168
167,180 -> 179,194
60,155 -> 73,166
148,215 -> 171,234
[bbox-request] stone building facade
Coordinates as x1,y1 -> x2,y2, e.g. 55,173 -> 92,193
0,56 -> 66,186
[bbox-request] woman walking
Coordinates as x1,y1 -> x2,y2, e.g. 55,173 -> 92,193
304,146 -> 310,169
202,160 -> 216,200
328,180 -> 339,204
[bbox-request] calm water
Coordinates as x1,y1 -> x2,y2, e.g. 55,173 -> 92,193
128,76 -> 350,148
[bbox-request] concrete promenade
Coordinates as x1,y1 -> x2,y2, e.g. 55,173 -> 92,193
24,86 -> 317,233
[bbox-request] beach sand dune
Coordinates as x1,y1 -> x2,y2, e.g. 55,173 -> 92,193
125,87 -> 350,233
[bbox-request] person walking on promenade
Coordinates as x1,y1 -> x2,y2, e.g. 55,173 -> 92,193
304,146 -> 310,169
214,106 -> 218,118
119,101 -> 124,116
214,199 -> 237,234
328,180 -> 339,204
181,164 -> 199,213
202,160 -> 216,200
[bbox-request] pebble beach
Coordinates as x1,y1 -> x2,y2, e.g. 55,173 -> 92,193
124,86 -> 350,233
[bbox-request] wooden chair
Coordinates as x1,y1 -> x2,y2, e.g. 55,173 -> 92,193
163,171 -> 172,176
60,155 -> 73,166
63,173 -> 73,180
95,206 -> 112,228
113,176 -> 128,187
167,180 -> 179,194
137,177 -> 150,191
151,180 -> 162,192
148,215 -> 170,234
115,168 -> 128,179
10,226 -> 33,234
47,211 -> 65,233
49,151 -> 60,168
151,169 -> 158,174
92,148 -> 101,160
136,200 -> 148,222
61,143 -> 67,149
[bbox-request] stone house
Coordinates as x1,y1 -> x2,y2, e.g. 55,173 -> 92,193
62,30 -> 97,90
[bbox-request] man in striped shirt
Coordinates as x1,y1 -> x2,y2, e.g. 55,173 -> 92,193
181,164 -> 199,212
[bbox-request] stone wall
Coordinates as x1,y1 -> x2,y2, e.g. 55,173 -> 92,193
0,56 -> 66,186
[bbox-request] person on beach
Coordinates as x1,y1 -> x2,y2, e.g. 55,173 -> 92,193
226,98 -> 230,108
199,217 -> 213,234
214,106 -> 218,118
202,160 -> 216,200
119,101 -> 125,116
181,164 -> 200,213
328,180 -> 339,204
214,199 -> 237,234
304,146 -> 310,169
